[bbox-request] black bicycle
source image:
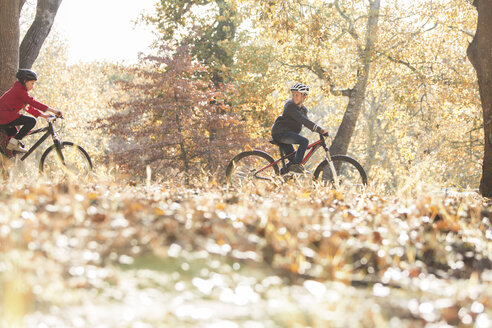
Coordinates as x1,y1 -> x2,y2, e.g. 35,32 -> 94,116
0,116 -> 92,176
226,133 -> 367,190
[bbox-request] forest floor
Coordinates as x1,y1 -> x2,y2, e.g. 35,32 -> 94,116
1,172 -> 492,328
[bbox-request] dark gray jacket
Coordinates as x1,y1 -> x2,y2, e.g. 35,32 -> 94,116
271,100 -> 322,136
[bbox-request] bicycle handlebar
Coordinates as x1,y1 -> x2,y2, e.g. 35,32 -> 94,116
46,115 -> 64,123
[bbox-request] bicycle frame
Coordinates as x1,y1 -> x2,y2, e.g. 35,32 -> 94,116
7,118 -> 64,163
254,134 -> 333,177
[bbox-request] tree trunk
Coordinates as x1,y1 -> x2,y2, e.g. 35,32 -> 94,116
19,0 -> 63,69
177,116 -> 189,174
329,0 -> 380,156
0,0 -> 25,94
467,0 -> 492,196
364,95 -> 382,174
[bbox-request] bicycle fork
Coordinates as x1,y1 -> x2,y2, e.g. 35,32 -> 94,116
324,148 -> 340,189
52,133 -> 66,165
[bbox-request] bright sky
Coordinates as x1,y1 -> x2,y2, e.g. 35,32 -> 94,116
53,0 -> 157,64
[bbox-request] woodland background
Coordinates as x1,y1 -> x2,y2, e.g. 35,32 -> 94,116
5,0 -> 481,191
1,0 -> 491,327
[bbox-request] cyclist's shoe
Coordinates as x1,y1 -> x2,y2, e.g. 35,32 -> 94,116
7,138 -> 27,153
289,163 -> 310,174
280,166 -> 290,175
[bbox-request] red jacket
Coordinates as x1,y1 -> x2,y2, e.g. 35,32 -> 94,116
0,81 -> 48,125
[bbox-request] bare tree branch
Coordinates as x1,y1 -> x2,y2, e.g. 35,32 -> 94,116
19,0 -> 63,68
447,25 -> 475,38
276,59 -> 351,97
378,51 -> 425,79
334,0 -> 360,44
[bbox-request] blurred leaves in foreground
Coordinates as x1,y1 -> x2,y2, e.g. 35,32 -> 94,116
0,177 -> 492,327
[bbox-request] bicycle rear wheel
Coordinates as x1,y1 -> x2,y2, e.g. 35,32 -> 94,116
40,141 -> 92,178
313,155 -> 367,190
226,150 -> 279,187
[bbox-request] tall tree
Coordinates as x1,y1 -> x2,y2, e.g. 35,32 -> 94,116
148,0 -> 238,86
359,0 -> 479,189
0,0 -> 25,93
328,0 -> 380,157
0,0 -> 62,94
147,0 -> 244,148
20,0 -> 63,69
467,0 -> 492,196
100,45 -> 247,178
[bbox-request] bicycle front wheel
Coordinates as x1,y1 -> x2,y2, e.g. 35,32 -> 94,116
40,141 -> 93,177
313,155 -> 367,190
225,150 -> 279,187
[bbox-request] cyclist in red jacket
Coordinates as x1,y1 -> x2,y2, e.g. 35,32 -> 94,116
271,83 -> 326,174
0,69 -> 62,153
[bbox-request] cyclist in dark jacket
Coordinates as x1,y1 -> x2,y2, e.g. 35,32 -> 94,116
271,83 -> 326,173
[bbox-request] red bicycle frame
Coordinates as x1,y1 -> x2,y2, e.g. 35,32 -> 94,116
254,137 -> 326,175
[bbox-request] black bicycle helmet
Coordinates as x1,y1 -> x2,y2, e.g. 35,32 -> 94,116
290,82 -> 309,95
16,69 -> 38,83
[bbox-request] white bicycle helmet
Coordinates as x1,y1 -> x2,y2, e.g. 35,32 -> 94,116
290,82 -> 309,95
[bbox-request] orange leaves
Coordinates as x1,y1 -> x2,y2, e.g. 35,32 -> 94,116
428,204 -> 460,232
434,219 -> 460,233
1,176 -> 492,326
215,202 -> 227,211
100,45 -> 249,178
373,230 -> 383,244
296,192 -> 311,199
87,192 -> 99,200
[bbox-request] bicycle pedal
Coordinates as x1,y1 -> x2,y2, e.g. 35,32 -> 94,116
282,173 -> 294,181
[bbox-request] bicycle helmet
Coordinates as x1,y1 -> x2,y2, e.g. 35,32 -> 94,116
16,69 -> 38,83
290,82 -> 309,95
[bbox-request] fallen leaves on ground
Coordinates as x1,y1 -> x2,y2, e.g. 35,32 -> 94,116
0,179 -> 491,327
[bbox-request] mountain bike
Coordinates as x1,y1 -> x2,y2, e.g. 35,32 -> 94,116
0,116 -> 92,177
226,133 -> 367,189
